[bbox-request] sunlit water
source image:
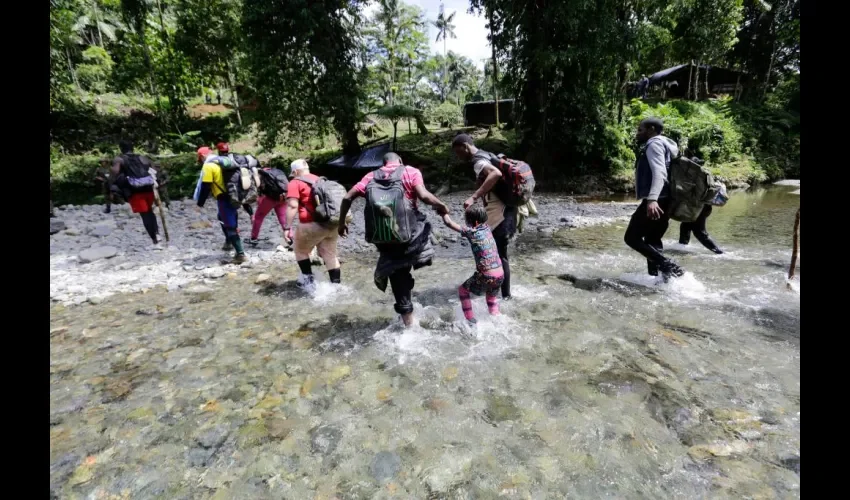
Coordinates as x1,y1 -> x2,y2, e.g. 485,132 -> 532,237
50,186 -> 800,498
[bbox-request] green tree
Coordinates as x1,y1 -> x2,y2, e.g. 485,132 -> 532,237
77,46 -> 115,93
365,0 -> 429,107
175,0 -> 245,124
432,3 -> 457,102
242,0 -> 363,155
376,104 -> 418,150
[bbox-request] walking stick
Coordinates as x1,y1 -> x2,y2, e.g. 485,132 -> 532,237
787,207 -> 800,288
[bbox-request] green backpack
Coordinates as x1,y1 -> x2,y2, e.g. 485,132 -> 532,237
668,156 -> 723,222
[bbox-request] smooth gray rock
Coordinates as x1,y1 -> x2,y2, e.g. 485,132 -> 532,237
310,425 -> 342,456
91,225 -> 114,237
79,246 -> 118,263
50,219 -> 67,235
370,451 -> 401,482
196,425 -> 230,449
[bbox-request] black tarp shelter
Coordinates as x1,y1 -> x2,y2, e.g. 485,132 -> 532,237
327,142 -> 391,169
648,63 -> 747,98
463,99 -> 514,126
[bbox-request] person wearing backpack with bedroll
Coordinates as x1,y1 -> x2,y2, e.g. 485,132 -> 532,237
111,140 -> 162,249
337,153 -> 449,327
452,134 -> 536,300
216,142 -> 256,222
196,154 -> 248,264
284,159 -> 344,293
247,166 -> 290,246
624,117 -> 685,281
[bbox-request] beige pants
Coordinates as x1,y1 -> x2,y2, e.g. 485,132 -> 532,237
294,222 -> 340,269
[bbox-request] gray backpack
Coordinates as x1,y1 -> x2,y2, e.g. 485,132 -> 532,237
364,167 -> 417,245
668,156 -> 723,222
296,176 -> 349,226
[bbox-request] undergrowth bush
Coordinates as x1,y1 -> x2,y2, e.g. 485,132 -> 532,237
616,98 -> 798,186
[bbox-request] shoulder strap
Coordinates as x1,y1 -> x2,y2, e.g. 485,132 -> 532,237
389,166 -> 405,181
295,176 -> 314,186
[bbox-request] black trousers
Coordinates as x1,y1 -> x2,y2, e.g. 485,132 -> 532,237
679,205 -> 721,252
389,266 -> 415,315
492,206 -> 517,298
624,198 -> 672,273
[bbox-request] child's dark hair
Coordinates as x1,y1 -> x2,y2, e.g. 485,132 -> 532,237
464,205 -> 487,226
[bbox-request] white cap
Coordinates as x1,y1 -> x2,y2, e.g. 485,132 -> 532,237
290,158 -> 309,171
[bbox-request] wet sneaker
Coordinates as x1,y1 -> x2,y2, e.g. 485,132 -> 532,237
296,273 -> 317,294
502,295 -> 513,301
232,253 -> 248,265
246,238 -> 260,247
150,242 -> 164,251
221,242 -> 233,252
711,248 -> 725,255
467,317 -> 478,326
660,261 -> 685,281
103,206 -> 111,214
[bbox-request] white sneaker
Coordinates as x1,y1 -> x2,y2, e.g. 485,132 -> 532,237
296,273 -> 316,294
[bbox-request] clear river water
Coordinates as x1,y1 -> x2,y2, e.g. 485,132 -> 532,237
50,185 -> 800,499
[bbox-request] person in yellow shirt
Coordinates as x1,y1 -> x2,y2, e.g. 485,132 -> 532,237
196,157 -> 247,264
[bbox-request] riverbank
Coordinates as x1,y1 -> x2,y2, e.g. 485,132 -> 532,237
50,192 -> 639,306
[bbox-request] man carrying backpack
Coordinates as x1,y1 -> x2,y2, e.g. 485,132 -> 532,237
452,134 -> 526,300
247,165 -> 290,246
337,153 -> 449,327
111,140 -> 161,248
285,159 -> 342,292
216,142 -> 255,221
624,118 -> 685,280
196,153 -> 248,264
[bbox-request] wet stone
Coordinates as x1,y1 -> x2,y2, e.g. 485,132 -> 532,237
50,219 -> 67,235
778,452 -> 800,474
187,447 -> 216,467
79,246 -> 118,263
310,424 -> 342,456
485,395 -> 522,422
370,451 -> 402,482
196,425 -> 230,449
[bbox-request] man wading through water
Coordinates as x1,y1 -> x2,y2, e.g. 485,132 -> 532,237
111,140 -> 162,249
196,152 -> 248,264
624,117 -> 685,280
452,134 -> 517,300
337,153 -> 449,327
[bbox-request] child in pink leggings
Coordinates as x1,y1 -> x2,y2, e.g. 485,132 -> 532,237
442,206 -> 505,324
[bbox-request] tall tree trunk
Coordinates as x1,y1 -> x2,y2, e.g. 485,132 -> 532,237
617,62 -> 627,123
66,47 -> 81,91
392,121 -> 398,151
93,1 -> 103,47
686,61 -> 693,100
488,8 -> 500,127
705,66 -> 710,97
443,36 -> 448,102
692,61 -> 700,101
225,61 -> 243,126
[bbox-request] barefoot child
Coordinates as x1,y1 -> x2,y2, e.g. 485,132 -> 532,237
442,206 -> 505,323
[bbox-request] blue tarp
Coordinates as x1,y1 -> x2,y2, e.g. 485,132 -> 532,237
327,142 -> 391,169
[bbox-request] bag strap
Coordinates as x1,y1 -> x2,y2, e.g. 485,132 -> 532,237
295,176 -> 314,186
388,166 -> 405,181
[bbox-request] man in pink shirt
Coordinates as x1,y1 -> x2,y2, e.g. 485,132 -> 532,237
337,153 -> 449,327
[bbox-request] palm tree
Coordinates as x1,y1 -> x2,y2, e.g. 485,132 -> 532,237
432,3 -> 456,102
73,1 -> 121,48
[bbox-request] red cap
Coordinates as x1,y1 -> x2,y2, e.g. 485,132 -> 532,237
216,142 -> 230,153
197,146 -> 212,163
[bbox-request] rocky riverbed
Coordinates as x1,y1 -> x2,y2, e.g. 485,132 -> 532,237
50,192 -> 638,306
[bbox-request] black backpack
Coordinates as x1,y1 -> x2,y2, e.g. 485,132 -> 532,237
258,168 -> 290,199
120,153 -> 155,193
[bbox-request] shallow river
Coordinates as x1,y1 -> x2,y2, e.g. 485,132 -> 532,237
50,186 -> 800,499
